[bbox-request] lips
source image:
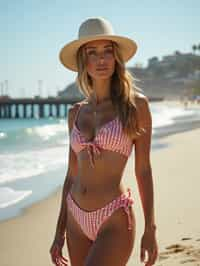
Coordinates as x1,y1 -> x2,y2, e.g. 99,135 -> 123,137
96,68 -> 108,71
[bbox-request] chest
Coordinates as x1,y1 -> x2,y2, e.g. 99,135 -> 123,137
75,105 -> 118,142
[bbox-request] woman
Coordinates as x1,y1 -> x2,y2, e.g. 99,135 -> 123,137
50,17 -> 158,266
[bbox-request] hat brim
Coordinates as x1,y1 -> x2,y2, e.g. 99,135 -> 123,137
59,34 -> 137,72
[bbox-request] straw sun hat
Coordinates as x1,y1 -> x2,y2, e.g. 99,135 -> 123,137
59,17 -> 138,72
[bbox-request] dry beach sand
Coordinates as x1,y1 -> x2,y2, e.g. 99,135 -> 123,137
0,111 -> 200,265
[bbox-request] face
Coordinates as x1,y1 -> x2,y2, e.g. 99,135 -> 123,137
84,39 -> 116,81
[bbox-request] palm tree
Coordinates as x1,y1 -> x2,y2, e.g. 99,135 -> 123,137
192,44 -> 197,54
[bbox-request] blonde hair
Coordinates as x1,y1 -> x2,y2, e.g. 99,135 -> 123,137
75,41 -> 145,140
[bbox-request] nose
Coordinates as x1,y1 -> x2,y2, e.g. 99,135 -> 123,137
98,52 -> 106,62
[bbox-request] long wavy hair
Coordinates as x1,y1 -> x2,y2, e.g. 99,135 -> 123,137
75,41 -> 145,140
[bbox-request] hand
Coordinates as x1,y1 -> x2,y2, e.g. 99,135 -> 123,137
140,229 -> 158,266
50,238 -> 69,266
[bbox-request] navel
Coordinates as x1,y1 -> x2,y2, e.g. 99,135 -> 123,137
81,186 -> 87,195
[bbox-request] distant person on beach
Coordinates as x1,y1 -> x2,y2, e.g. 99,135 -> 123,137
183,99 -> 188,109
50,17 -> 158,266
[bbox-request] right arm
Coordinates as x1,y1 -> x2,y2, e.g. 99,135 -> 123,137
53,104 -> 79,245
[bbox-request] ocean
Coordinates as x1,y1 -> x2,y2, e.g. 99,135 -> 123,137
0,101 -> 200,222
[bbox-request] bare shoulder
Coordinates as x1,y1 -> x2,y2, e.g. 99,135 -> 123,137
68,100 -> 86,117
134,92 -> 149,108
68,100 -> 85,128
133,92 -> 152,126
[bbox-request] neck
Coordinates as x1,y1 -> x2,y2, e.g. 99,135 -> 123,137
90,78 -> 111,104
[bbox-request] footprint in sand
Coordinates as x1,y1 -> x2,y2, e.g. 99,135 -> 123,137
159,242 -> 200,265
158,244 -> 187,261
181,237 -> 192,241
165,244 -> 187,253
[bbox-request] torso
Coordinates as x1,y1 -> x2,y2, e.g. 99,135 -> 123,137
69,98 -> 135,210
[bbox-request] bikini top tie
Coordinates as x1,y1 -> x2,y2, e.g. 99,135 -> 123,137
81,141 -> 101,167
70,102 -> 134,167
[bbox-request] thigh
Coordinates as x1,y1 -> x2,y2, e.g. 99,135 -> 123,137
85,206 -> 136,266
66,208 -> 93,266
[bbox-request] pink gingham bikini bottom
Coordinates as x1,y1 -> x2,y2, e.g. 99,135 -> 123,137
66,188 -> 134,241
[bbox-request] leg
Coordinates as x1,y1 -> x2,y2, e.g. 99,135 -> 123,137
85,206 -> 136,266
66,208 -> 93,266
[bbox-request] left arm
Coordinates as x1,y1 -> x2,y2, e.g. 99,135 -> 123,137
134,95 -> 156,233
134,95 -> 158,265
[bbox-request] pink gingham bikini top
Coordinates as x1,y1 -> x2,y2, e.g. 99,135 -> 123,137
70,102 -> 134,167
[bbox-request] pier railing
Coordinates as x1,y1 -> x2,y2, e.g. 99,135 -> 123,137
0,97 -> 79,119
0,97 -> 164,119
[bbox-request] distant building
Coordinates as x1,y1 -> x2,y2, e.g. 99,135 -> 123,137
148,56 -> 159,67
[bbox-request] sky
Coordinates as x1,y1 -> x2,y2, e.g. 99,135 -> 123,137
0,0 -> 199,98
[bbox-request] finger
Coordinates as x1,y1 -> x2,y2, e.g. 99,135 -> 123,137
151,248 -> 158,265
58,259 -> 64,266
54,255 -> 63,266
140,247 -> 146,262
55,257 -> 60,266
60,256 -> 68,264
145,250 -> 156,266
59,257 -> 68,266
61,255 -> 68,262
57,256 -> 68,266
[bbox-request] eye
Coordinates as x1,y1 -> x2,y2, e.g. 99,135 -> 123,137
87,50 -> 96,56
105,49 -> 113,53
104,49 -> 114,55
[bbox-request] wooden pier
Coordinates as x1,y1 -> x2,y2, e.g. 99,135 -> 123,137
0,97 -> 79,119
0,96 -> 164,119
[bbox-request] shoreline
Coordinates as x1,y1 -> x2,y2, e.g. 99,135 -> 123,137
1,127 -> 200,265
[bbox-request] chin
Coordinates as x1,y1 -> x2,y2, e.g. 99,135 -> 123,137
94,72 -> 113,79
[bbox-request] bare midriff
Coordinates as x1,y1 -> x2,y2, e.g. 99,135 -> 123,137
70,149 -> 130,211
